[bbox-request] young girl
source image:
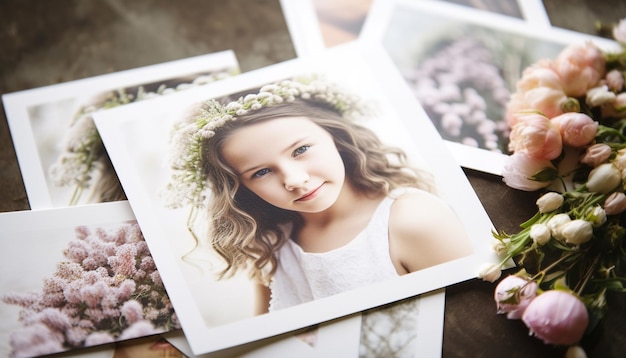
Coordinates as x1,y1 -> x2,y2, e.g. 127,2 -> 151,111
163,77 -> 473,313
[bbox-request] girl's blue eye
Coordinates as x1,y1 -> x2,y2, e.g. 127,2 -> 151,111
293,145 -> 310,157
252,168 -> 271,178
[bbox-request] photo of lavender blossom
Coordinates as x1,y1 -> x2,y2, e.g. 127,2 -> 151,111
0,202 -> 180,358
377,3 -> 565,156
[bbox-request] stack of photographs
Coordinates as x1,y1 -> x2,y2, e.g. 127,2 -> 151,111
1,1 -> 621,357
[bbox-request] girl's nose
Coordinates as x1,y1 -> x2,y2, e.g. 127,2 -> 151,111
283,166 -> 309,191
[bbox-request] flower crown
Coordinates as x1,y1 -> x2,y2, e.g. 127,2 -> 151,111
162,76 -> 370,210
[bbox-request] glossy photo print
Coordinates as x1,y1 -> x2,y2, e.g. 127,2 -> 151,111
360,0 -> 618,175
2,50 -> 239,209
94,42 -> 496,354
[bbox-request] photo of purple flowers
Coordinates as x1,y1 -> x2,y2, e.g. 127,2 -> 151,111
378,3 -> 565,155
0,203 -> 180,358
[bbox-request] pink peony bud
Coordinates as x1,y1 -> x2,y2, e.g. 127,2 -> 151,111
554,42 -> 605,97
522,290 -> 589,346
605,69 -> 624,92
494,275 -> 538,319
603,192 -> 626,215
536,192 -> 564,213
509,111 -> 563,160
551,112 -> 598,148
580,143 -> 611,167
586,163 -> 622,194
502,153 -> 558,191
506,61 -> 569,122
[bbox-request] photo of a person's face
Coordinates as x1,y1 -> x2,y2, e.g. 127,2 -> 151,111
222,116 -> 346,213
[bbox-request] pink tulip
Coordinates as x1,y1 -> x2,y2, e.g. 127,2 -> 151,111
494,275 -> 538,319
551,112 -> 598,148
554,42 -> 605,97
522,290 -> 589,346
502,153 -> 557,191
508,112 -> 562,160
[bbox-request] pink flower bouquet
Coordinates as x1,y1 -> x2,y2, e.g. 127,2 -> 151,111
480,19 -> 626,355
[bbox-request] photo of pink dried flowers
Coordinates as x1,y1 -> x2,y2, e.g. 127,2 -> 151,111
0,202 -> 180,358
360,0 -> 616,174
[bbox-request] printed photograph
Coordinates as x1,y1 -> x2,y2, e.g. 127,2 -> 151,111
280,0 -> 543,56
0,202 -> 180,358
360,0 -> 616,174
2,51 -> 239,209
94,43 -> 495,354
313,0 -> 525,47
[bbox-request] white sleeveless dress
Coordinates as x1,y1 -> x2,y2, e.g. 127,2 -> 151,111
268,189 -> 408,311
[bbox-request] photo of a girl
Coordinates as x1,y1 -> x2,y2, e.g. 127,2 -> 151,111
162,78 -> 473,313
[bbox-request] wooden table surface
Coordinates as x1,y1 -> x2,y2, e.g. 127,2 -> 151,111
1,1 -> 624,357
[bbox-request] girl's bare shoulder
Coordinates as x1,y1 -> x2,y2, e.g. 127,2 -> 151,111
389,189 -> 455,227
388,188 -> 472,271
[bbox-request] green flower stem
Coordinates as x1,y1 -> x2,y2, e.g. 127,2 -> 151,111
531,249 -> 586,287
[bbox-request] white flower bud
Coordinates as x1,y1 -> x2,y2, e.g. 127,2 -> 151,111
478,263 -> 502,283
530,223 -> 551,245
536,192 -> 564,213
613,148 -> 626,172
547,213 -> 571,241
560,219 -> 593,245
585,206 -> 606,228
585,85 -> 616,107
566,346 -> 588,358
491,239 -> 508,256
586,163 -> 621,194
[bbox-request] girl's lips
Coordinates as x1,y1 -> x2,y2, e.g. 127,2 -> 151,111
296,184 -> 323,201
